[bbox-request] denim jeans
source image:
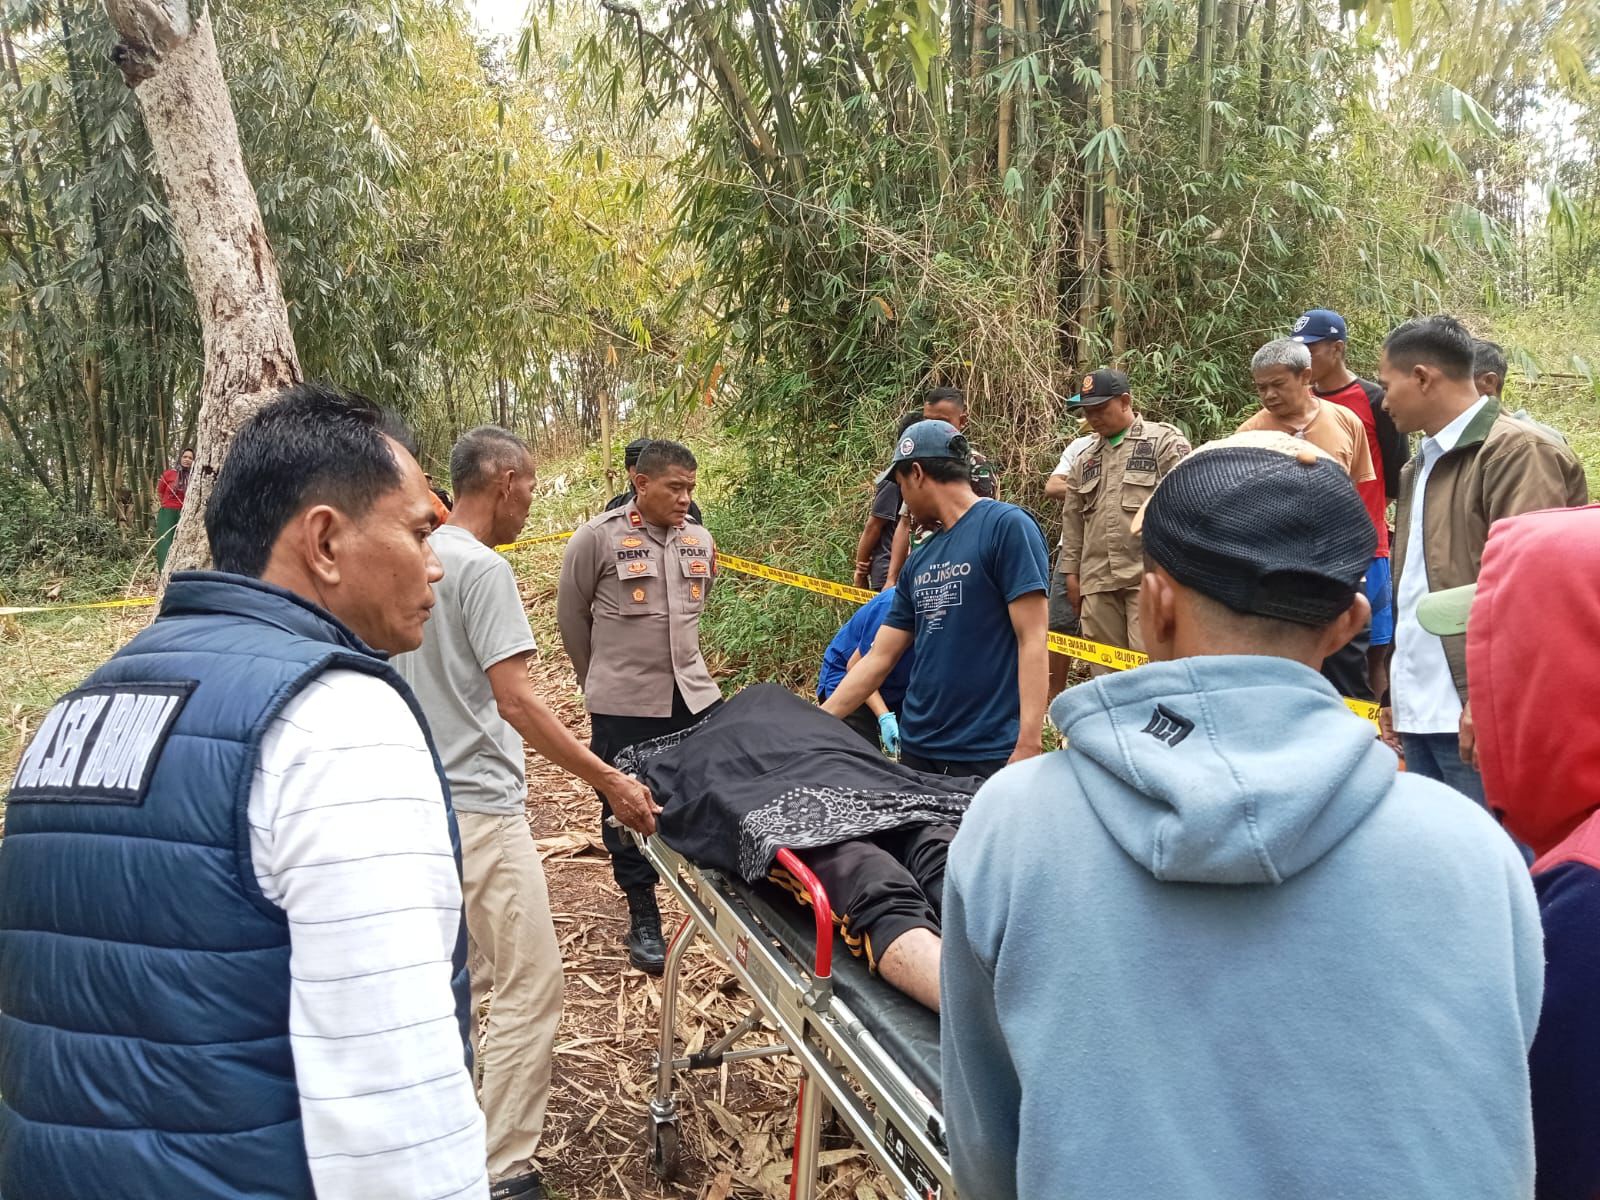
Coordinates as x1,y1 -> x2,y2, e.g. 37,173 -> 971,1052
1400,731 -> 1487,805
1402,731 -> 1534,861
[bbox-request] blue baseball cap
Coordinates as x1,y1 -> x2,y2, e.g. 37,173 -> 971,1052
1290,309 -> 1348,344
890,419 -> 969,466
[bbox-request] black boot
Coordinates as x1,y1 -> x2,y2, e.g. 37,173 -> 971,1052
490,1171 -> 543,1200
624,886 -> 666,975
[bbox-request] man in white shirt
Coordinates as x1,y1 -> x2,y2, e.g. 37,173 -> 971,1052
397,427 -> 657,1200
1044,427 -> 1096,697
0,383 -> 489,1199
1381,315 -> 1587,801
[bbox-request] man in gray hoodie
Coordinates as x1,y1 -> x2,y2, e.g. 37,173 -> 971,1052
940,434 -> 1544,1200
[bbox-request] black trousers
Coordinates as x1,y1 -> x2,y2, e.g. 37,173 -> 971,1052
590,689 -> 715,893
1319,623 -> 1374,702
900,749 -> 1009,782
774,824 -> 956,969
841,703 -> 882,749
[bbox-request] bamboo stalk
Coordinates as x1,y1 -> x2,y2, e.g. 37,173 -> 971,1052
1257,0 -> 1276,122
1099,0 -> 1125,352
1197,0 -> 1216,169
997,0 -> 1015,176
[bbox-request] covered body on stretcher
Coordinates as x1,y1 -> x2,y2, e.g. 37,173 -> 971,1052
615,684 -> 981,1199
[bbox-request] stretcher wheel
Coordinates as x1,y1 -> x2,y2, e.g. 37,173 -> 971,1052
648,1118 -> 682,1180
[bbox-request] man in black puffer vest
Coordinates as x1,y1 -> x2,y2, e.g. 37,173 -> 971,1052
0,385 -> 487,1199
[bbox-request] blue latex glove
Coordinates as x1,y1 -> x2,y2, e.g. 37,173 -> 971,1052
877,711 -> 901,757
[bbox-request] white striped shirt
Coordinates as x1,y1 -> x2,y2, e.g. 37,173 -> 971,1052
248,670 -> 488,1200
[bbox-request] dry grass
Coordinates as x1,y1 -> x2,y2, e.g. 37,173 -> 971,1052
0,607 -> 152,787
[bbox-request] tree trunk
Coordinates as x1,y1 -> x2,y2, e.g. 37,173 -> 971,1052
105,1 -> 300,579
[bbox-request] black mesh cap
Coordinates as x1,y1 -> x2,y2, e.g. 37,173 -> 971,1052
1141,445 -> 1377,626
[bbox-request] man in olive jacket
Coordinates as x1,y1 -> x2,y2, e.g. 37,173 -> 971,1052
1380,315 -> 1588,801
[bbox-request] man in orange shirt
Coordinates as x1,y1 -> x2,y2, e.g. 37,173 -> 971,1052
1237,338 -> 1380,701
1238,339 -> 1376,484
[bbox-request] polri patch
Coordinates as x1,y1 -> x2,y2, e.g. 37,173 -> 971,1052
9,681 -> 196,804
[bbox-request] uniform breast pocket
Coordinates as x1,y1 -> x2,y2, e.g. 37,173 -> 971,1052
1076,473 -> 1104,514
1121,470 -> 1159,512
615,557 -> 661,615
675,549 -> 712,610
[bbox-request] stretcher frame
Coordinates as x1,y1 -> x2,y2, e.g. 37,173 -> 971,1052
631,831 -> 956,1200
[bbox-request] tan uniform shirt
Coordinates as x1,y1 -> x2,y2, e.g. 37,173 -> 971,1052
1059,416 -> 1191,596
556,503 -> 721,718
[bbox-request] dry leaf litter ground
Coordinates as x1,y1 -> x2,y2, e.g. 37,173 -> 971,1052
507,563 -> 896,1200
0,563 -> 910,1200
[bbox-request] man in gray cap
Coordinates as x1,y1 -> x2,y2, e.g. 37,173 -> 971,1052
1057,368 -> 1190,665
942,431 -> 1542,1200
824,419 -> 1050,779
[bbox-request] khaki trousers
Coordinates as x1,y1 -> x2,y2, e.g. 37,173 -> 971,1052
458,810 -> 564,1183
1080,587 -> 1144,676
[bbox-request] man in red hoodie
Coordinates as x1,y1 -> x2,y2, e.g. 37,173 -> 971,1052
1420,503 -> 1600,1200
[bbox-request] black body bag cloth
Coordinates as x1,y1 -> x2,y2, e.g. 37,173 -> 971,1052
615,684 -> 980,882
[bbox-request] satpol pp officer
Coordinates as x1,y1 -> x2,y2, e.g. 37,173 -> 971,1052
557,439 -> 720,974
1058,369 -> 1190,667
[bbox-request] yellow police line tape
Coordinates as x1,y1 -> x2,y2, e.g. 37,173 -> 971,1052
495,531 -> 578,551
0,596 -> 156,618
6,529 -> 1380,722
705,549 -> 1384,724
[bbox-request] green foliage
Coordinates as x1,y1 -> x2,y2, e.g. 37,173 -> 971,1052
0,476 -> 142,603
1,0 -> 693,533
565,0 -> 1600,468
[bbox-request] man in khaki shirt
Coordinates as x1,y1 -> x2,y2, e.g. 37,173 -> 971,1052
557,439 -> 720,973
1059,369 -> 1190,666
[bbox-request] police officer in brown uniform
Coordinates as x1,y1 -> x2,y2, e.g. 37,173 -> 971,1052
1058,369 -> 1190,666
557,440 -> 721,974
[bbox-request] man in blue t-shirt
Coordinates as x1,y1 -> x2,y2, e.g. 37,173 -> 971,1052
823,420 -> 1050,779
817,586 -> 914,754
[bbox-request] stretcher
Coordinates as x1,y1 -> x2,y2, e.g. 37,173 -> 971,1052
630,830 -> 956,1200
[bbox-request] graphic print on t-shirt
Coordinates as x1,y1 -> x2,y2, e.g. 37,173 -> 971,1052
912,558 -> 971,630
